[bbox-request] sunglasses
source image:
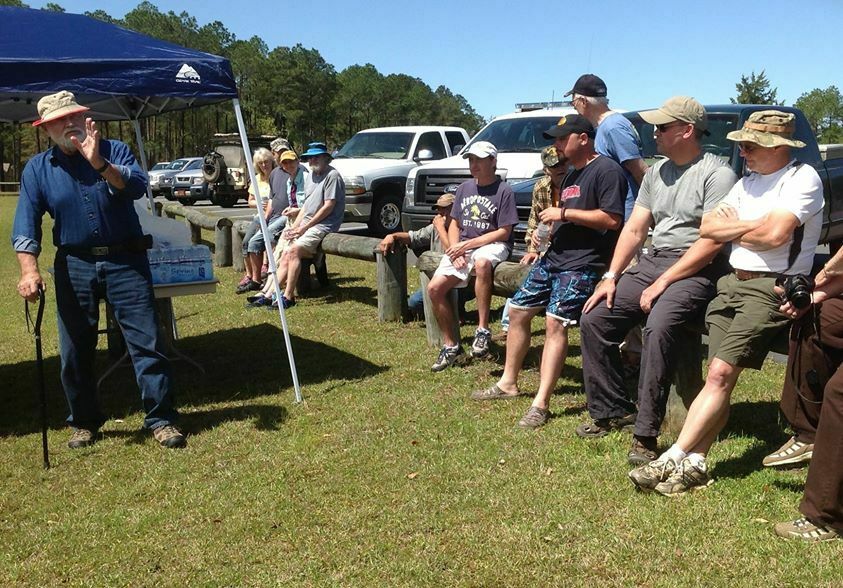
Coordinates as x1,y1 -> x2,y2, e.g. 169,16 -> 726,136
655,121 -> 688,133
738,142 -> 760,153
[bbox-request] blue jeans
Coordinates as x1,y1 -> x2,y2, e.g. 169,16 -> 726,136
247,215 -> 287,254
53,250 -> 177,430
408,288 -> 425,316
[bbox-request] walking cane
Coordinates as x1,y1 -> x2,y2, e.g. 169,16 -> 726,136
26,286 -> 49,469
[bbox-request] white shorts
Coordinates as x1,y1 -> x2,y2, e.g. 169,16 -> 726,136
293,226 -> 330,258
433,242 -> 511,287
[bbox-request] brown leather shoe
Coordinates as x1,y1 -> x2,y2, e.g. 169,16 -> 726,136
628,436 -> 659,465
67,428 -> 98,449
152,425 -> 187,448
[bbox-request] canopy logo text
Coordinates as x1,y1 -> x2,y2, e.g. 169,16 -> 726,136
175,64 -> 201,84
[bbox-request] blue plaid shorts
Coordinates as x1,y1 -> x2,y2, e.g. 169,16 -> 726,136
510,259 -> 599,324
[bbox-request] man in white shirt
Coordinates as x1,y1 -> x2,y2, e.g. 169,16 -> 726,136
629,110 -> 825,496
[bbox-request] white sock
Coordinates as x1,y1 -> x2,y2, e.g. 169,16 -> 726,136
686,452 -> 706,469
661,444 -> 687,464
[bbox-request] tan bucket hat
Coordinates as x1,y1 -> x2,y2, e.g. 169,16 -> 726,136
726,110 -> 806,148
639,96 -> 708,132
434,193 -> 455,209
32,91 -> 89,127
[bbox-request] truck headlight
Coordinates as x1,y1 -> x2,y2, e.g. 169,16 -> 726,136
192,177 -> 204,185
405,177 -> 415,197
344,176 -> 366,195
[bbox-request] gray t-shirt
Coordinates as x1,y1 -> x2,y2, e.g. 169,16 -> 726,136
268,166 -> 291,219
636,152 -> 737,251
301,165 -> 346,232
408,223 -> 444,253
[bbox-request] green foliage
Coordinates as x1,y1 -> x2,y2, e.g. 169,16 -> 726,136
42,2 -> 63,11
0,0 -> 28,7
731,70 -> 781,105
794,86 -> 843,143
0,1 -> 485,177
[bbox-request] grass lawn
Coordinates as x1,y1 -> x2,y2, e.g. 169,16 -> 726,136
1,197 -> 840,587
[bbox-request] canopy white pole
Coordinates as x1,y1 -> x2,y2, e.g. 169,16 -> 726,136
131,119 -> 157,216
233,98 -> 303,402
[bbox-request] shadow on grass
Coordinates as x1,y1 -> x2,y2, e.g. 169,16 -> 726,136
0,322 -> 385,438
711,400 -> 787,480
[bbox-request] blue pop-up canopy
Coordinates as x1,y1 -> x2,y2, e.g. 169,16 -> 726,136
0,6 -> 237,123
0,7 -> 303,402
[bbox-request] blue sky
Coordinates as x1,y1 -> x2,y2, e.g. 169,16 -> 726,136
36,0 -> 843,120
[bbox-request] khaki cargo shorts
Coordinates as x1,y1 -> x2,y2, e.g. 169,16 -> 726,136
705,273 -> 790,369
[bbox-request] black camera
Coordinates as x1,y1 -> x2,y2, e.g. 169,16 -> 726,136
776,274 -> 814,309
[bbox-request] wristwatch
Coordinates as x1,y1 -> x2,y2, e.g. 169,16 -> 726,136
601,271 -> 618,281
94,159 -> 110,174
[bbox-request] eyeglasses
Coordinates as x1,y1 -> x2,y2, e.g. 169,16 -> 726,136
738,142 -> 759,153
655,121 -> 688,133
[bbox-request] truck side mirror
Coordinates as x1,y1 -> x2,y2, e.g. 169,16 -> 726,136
417,149 -> 434,161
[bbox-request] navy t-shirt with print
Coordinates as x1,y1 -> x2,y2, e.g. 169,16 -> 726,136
451,178 -> 519,246
544,156 -> 627,271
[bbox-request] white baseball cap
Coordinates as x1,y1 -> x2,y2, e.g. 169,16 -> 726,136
462,141 -> 497,159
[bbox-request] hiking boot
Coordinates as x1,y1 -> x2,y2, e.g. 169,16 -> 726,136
152,425 -> 187,449
654,457 -> 712,496
236,279 -> 261,294
470,383 -> 526,401
629,457 -> 678,491
774,517 -> 841,542
518,406 -> 550,429
575,413 -> 637,438
763,436 -> 813,467
628,436 -> 659,466
67,428 -> 98,449
471,328 -> 492,358
431,345 -> 465,372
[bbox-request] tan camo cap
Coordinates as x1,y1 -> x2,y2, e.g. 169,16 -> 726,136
639,96 -> 708,131
540,145 -> 560,167
726,110 -> 806,148
32,91 -> 89,127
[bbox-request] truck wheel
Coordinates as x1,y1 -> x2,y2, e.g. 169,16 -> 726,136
368,194 -> 402,237
203,153 -> 225,183
214,193 -> 239,208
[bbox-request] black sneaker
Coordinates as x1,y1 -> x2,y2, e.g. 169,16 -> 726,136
471,328 -> 492,358
431,345 -> 465,372
236,279 -> 261,294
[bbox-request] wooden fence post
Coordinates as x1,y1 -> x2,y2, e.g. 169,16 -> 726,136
662,332 -> 704,436
376,246 -> 407,322
232,220 -> 248,273
213,220 -> 232,267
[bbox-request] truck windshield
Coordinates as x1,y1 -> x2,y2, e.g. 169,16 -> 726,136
466,116 -> 560,154
168,159 -> 189,170
625,113 -> 741,166
335,132 -> 414,159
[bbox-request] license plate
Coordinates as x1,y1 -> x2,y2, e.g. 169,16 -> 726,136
176,190 -> 187,196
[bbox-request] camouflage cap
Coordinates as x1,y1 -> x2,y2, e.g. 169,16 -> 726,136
726,110 -> 806,149
540,146 -> 560,167
270,137 -> 292,153
639,96 -> 708,132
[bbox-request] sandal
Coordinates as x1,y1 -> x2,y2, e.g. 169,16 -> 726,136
575,413 -> 637,438
518,406 -> 550,429
470,383 -> 525,401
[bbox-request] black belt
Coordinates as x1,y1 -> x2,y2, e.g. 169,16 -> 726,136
60,235 -> 153,257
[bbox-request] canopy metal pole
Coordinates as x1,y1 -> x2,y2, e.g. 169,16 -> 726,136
233,98 -> 302,403
131,118 -> 157,216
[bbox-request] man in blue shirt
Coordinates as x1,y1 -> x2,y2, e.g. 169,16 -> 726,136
12,91 -> 186,450
565,73 -> 647,221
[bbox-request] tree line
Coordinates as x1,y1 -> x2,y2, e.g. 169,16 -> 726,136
0,0 -> 486,182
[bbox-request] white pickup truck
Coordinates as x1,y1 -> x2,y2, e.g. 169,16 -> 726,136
330,125 -> 470,235
402,107 -> 576,232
